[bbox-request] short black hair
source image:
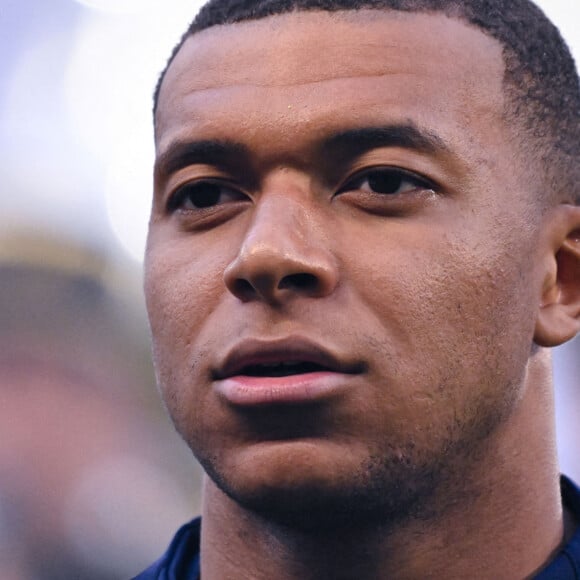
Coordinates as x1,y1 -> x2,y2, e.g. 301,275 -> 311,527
153,0 -> 579,205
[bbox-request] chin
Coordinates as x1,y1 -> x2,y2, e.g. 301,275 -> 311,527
198,442 -> 456,533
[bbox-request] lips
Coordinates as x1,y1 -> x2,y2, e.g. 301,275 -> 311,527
212,337 -> 365,406
213,338 -> 363,380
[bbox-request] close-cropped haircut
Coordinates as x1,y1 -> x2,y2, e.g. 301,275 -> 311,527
153,0 -> 579,205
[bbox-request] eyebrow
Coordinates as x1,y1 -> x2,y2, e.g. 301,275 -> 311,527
322,124 -> 450,156
155,140 -> 250,181
155,123 -> 450,181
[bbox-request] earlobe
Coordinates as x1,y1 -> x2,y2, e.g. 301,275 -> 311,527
534,206 -> 580,348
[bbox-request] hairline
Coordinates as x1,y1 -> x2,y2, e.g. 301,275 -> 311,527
154,7 -> 510,118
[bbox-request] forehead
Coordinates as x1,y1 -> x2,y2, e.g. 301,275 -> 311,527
155,10 -> 506,159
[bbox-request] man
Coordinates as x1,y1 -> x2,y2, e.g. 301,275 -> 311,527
136,0 -> 580,577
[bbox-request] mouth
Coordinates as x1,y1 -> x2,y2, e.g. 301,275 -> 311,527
214,337 -> 363,380
236,360 -> 333,378
213,337 -> 365,406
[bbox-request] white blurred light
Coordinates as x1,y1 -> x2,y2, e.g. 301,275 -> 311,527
64,2 -> 202,261
104,149 -> 154,263
535,0 -> 580,60
0,34 -> 108,245
73,0 -> 163,14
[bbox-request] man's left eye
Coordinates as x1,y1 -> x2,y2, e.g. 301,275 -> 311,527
338,168 -> 435,196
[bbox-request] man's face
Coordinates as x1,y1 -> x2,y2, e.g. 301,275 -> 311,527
147,11 -> 545,525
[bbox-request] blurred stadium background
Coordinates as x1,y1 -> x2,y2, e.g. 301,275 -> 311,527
0,0 -> 578,577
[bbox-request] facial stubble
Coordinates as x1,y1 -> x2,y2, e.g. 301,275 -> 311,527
186,375 -> 519,534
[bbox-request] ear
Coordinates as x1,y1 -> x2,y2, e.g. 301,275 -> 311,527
534,205 -> 580,347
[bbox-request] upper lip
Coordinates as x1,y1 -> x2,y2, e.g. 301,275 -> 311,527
213,336 -> 365,380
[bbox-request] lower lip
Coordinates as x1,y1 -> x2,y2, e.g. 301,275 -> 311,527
215,372 -> 350,406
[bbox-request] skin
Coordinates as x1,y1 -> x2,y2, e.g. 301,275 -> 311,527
147,10 -> 580,579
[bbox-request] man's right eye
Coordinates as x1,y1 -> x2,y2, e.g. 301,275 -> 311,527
167,181 -> 247,212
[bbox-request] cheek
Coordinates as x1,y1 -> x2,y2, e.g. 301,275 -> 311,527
144,239 -> 228,407
348,218 -> 539,398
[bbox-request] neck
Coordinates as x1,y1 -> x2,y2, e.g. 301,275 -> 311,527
200,351 -> 567,580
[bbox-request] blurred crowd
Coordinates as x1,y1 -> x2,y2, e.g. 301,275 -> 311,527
0,232 -> 202,579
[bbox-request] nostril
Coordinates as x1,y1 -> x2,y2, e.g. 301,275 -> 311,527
278,272 -> 319,291
232,278 -> 255,298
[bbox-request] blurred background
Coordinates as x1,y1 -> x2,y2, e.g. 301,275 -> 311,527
0,0 -> 578,577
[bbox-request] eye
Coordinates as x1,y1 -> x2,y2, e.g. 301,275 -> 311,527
167,180 -> 247,212
338,167 -> 435,196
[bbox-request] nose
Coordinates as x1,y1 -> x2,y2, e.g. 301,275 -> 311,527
223,195 -> 339,304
